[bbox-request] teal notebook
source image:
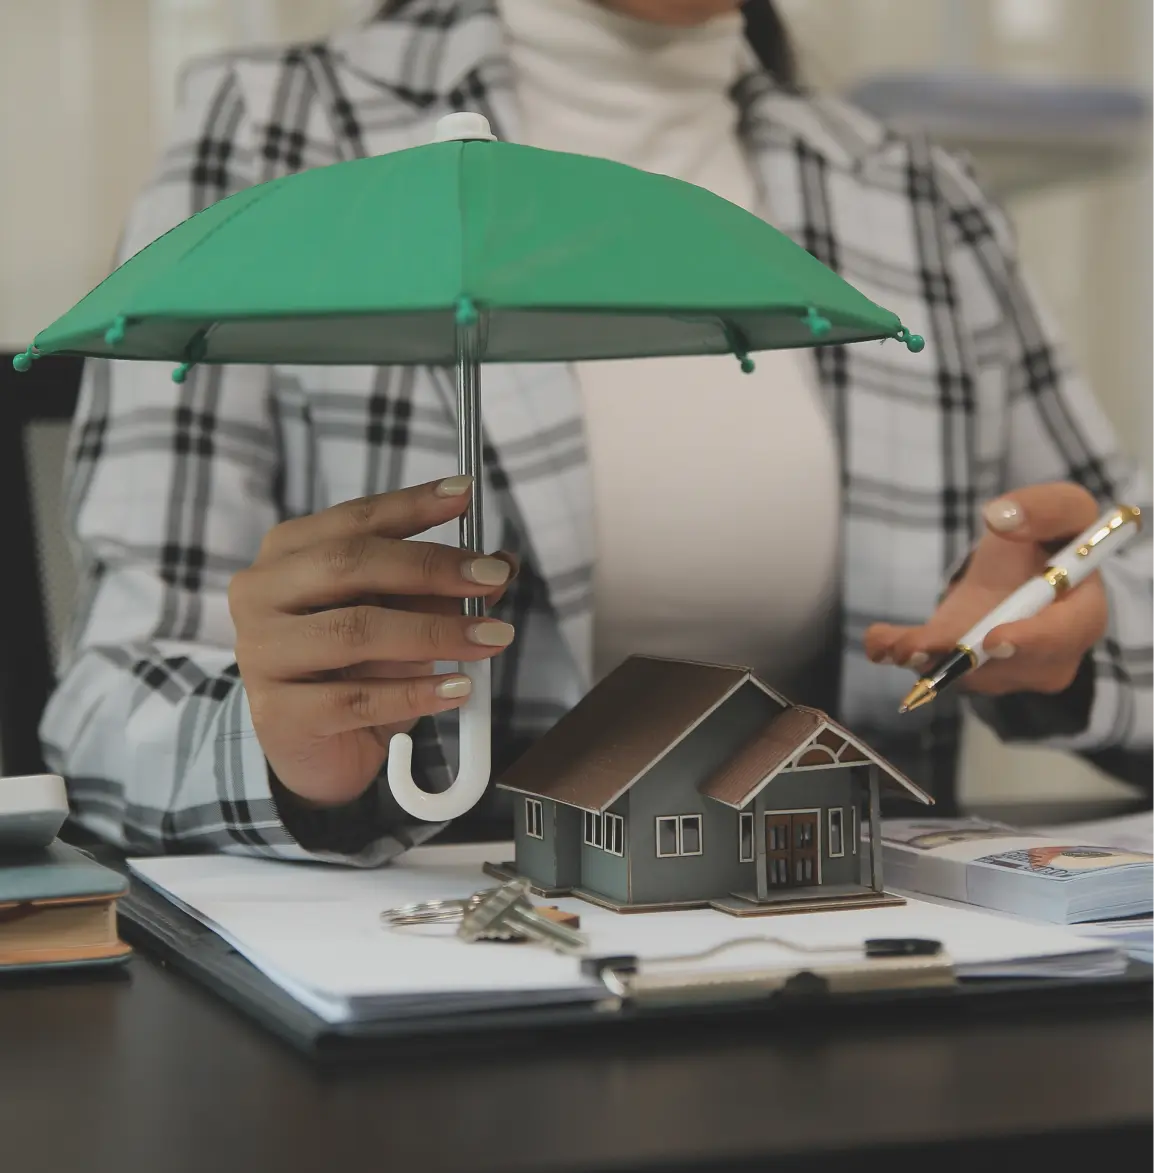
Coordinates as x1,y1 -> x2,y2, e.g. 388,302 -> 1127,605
0,840 -> 131,971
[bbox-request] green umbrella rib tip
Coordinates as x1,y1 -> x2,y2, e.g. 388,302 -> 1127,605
12,346 -> 38,372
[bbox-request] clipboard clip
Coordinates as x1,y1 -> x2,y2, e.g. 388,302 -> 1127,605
583,937 -> 956,1010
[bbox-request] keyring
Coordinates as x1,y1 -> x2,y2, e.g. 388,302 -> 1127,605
380,889 -> 497,927
381,898 -> 469,926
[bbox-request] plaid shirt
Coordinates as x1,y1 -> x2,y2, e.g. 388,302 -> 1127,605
41,0 -> 1152,863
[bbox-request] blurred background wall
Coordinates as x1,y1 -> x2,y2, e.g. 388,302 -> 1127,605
1,0 -> 1150,803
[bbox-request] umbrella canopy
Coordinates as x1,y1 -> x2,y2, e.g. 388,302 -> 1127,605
13,112 -> 925,825
15,116 -> 922,375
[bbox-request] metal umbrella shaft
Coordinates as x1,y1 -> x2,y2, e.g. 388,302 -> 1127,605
385,311 -> 493,820
456,314 -> 484,607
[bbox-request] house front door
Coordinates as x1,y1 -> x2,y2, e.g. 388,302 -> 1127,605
764,811 -> 821,889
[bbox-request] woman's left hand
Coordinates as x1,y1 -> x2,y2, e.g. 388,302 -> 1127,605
863,483 -> 1108,697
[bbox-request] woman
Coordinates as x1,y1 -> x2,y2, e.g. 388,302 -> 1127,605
41,0 -> 1151,862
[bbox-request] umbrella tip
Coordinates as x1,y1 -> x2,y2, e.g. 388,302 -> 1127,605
434,112 -> 497,143
104,315 -> 128,346
12,346 -> 39,372
897,325 -> 925,353
804,307 -> 832,339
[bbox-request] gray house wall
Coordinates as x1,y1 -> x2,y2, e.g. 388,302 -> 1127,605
512,794 -> 557,887
513,796 -> 583,889
753,768 -> 864,887
626,682 -> 779,905
554,803 -> 582,889
578,795 -> 629,902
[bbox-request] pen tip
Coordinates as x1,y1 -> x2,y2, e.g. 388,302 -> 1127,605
898,679 -> 936,714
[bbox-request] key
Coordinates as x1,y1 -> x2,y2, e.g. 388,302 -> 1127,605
457,879 -> 588,954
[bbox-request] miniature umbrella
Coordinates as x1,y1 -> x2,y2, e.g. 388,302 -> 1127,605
13,111 -> 924,823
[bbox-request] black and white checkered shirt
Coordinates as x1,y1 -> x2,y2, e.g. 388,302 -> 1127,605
40,0 -> 1152,863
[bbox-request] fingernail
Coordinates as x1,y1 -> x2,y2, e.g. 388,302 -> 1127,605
435,475 -> 473,497
467,620 -> 515,647
435,675 -> 472,699
904,651 -> 930,671
984,498 -> 1023,532
462,556 -> 510,586
987,642 -> 1016,660
878,653 -> 893,666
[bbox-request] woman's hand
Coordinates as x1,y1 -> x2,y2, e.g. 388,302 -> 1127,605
228,476 -> 518,808
864,483 -> 1107,697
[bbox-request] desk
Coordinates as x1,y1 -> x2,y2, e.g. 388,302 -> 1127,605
2,802 -> 1150,1173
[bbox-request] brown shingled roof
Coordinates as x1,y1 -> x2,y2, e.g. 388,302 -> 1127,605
701,709 -> 932,809
700,707 -> 824,806
495,655 -> 757,812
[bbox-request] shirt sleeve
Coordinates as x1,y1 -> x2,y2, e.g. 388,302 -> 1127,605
931,145 -> 1153,785
39,57 -> 453,860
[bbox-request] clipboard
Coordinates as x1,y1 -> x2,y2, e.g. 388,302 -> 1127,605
113,864 -> 1153,1062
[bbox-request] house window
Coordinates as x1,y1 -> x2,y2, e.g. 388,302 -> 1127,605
851,806 -> 858,854
583,811 -> 625,855
680,815 -> 702,855
828,808 -> 844,858
525,798 -> 543,840
583,809 -> 602,849
656,814 -> 703,858
604,813 -> 624,856
738,812 -> 754,862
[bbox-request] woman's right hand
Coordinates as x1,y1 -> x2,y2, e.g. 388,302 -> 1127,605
227,475 -> 517,808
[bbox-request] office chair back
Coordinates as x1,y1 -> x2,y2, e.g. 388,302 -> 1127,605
0,354 -> 83,775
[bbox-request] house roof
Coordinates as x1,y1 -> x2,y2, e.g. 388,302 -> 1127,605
495,655 -> 786,812
495,653 -> 932,814
700,709 -> 932,808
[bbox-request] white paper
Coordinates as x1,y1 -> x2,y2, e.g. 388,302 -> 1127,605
129,841 -> 1124,1024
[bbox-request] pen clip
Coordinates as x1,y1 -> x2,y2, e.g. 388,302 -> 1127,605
1072,504 -> 1141,559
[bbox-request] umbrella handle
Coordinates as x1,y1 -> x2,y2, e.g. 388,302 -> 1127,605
388,293 -> 491,822
386,658 -> 492,821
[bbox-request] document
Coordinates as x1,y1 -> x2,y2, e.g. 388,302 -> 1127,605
128,842 -> 1126,1025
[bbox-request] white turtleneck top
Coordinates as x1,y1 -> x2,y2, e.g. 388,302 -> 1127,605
497,0 -> 841,698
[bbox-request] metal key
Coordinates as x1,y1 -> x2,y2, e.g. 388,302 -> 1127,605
457,878 -> 588,955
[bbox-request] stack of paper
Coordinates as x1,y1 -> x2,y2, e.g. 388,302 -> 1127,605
881,817 -> 1153,924
1021,813 -> 1153,961
129,842 -> 1126,1025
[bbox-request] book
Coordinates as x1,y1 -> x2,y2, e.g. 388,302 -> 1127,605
127,842 -> 1125,1026
881,817 -> 1154,926
0,840 -> 132,971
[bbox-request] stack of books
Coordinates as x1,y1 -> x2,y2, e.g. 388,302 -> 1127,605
1,839 -> 131,972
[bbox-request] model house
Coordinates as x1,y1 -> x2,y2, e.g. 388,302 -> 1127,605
485,655 -> 933,916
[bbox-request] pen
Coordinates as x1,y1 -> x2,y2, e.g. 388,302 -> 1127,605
898,503 -> 1143,714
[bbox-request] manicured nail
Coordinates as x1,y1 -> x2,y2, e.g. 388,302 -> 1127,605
984,498 -> 1023,532
905,651 -> 930,671
435,475 -> 473,497
435,675 -> 472,699
467,620 -> 515,647
462,556 -> 510,586
987,642 -> 1016,660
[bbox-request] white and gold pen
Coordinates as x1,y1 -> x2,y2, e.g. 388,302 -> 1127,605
899,503 -> 1143,713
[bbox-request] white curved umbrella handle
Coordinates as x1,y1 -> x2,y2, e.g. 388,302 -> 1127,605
386,658 -> 491,821
386,267 -> 493,822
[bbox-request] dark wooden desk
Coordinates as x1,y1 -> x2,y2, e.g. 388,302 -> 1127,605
2,801 -> 1150,1173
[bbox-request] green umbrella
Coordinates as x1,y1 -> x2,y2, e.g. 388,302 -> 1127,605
13,111 -> 924,822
